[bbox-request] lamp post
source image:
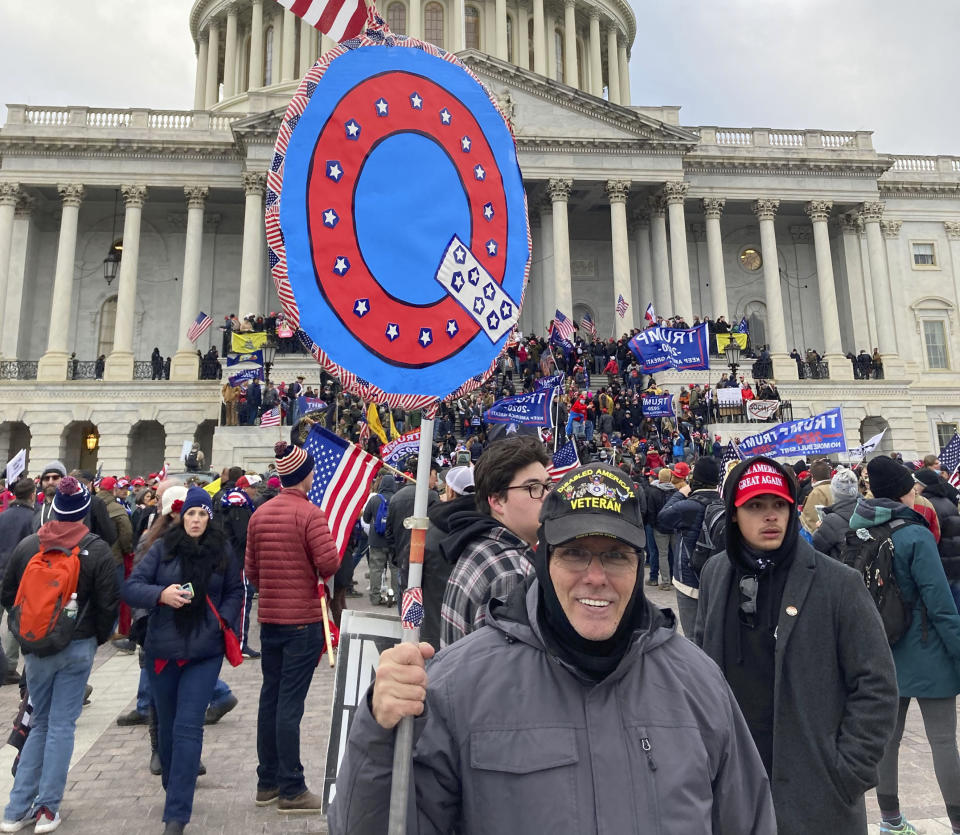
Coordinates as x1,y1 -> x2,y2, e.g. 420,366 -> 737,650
84,432 -> 98,452
724,339 -> 741,381
262,337 -> 278,383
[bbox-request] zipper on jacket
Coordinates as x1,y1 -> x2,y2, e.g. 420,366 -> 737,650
638,729 -> 661,835
640,737 -> 657,771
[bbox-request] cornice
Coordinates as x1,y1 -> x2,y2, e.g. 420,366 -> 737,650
0,137 -> 241,162
879,181 -> 960,199
515,136 -> 684,155
683,156 -> 893,178
0,382 -> 222,401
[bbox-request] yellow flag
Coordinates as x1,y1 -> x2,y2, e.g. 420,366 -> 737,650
231,331 -> 268,354
203,477 -> 221,497
389,412 -> 399,441
716,332 -> 748,351
366,403 -> 388,444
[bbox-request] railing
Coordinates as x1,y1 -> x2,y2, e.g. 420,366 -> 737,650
68,361 -> 98,380
133,361 -> 154,380
9,105 -> 241,135
888,155 -> 960,175
798,361 -> 830,380
712,400 -> 793,424
0,361 -> 37,380
769,131 -> 804,148
147,111 -> 194,130
696,127 -> 872,151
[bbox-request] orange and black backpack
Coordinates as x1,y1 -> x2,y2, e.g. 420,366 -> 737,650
9,536 -> 90,656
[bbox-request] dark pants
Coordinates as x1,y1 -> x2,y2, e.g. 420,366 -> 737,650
257,622 -> 324,798
148,654 -> 222,825
242,578 -> 255,649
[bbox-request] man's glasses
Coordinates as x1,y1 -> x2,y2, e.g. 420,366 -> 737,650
552,546 -> 639,576
504,480 -> 554,500
41,475 -> 61,483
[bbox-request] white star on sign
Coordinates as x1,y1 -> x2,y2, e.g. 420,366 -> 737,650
461,136 -> 471,151
454,247 -> 466,263
376,98 -> 389,115
487,312 -> 500,329
410,93 -> 423,109
334,256 -> 350,275
486,240 -> 498,255
468,268 -> 480,285
474,165 -> 485,181
439,108 -> 452,124
345,120 -> 360,138
483,202 -> 494,220
419,328 -> 433,346
446,319 -> 459,336
323,209 -> 339,228
483,282 -> 496,300
354,299 -> 369,316
451,272 -> 465,291
327,162 -> 343,181
386,323 -> 400,341
473,297 -> 485,314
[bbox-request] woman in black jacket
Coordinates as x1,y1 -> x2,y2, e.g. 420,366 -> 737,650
916,469 -> 960,609
811,468 -> 862,560
124,487 -> 243,835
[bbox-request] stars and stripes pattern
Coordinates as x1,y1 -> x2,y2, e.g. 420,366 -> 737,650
186,312 -> 213,343
552,310 -> 576,342
400,587 -> 425,629
260,407 -> 282,427
580,313 -> 597,339
357,419 -> 370,449
305,425 -> 383,556
549,440 -> 580,482
940,432 -> 960,487
278,0 -> 368,43
616,294 -> 629,319
644,302 -> 656,325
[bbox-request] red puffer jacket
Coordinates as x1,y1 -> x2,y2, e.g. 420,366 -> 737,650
245,488 -> 340,624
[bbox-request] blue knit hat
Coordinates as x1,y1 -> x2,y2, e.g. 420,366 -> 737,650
181,486 -> 213,518
51,476 -> 91,522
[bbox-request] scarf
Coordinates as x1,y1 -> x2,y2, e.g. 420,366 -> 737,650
162,525 -> 227,638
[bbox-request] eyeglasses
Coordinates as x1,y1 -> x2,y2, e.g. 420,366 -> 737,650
504,480 -> 554,500
739,575 -> 758,617
41,475 -> 61,483
552,546 -> 639,575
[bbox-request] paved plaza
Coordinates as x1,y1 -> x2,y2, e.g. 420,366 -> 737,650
0,584 -> 947,834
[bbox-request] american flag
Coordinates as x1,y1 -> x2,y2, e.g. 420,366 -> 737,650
277,0 -> 367,43
719,442 -> 741,495
357,420 -> 370,449
552,310 -> 576,342
616,294 -> 629,319
400,587 -> 424,630
158,462 -> 167,482
644,302 -> 656,325
940,432 -> 960,487
580,313 -> 597,339
259,407 -> 281,427
186,312 -> 213,343
305,425 -> 383,556
549,439 -> 581,481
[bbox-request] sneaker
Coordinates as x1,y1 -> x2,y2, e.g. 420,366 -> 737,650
204,694 -> 239,725
116,709 -> 149,727
645,578 -> 660,587
162,823 -> 184,835
3,670 -> 20,686
242,647 -> 261,660
111,638 -> 136,654
83,684 -> 93,706
150,750 -> 162,776
255,788 -> 280,807
879,819 -> 920,834
33,808 -> 60,834
0,813 -> 33,832
277,790 -> 323,814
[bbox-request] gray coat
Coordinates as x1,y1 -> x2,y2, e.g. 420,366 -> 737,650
694,539 -> 899,835
329,582 -> 776,834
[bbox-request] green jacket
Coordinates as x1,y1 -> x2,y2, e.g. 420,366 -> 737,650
850,497 -> 960,698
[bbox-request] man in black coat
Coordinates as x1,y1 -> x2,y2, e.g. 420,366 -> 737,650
0,477 -> 38,682
385,458 -> 439,594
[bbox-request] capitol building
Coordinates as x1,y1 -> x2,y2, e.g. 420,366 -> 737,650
1,0 -> 959,474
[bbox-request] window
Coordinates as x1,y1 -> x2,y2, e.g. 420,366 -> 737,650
554,29 -> 563,82
97,296 -> 118,358
936,422 -> 959,451
424,2 -> 444,48
506,15 -> 513,63
465,5 -> 480,49
387,2 -> 407,35
912,241 -> 938,269
264,27 -> 274,86
923,319 -> 949,369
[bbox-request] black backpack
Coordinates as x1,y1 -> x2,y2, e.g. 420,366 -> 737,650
692,498 -> 726,576
841,519 -> 917,645
186,450 -> 199,470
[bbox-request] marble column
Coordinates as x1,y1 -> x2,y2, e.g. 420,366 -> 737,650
617,38 -> 630,103
606,180 -> 635,332
882,219 -> 913,366
648,196 -> 670,318
545,12 -> 557,78
946,224 -> 960,352
539,197 -> 555,322
515,2 -> 527,68
702,198 -> 728,321
752,199 -> 793,377
321,34 -> 337,55
105,186 -> 148,381
563,0 -> 577,87
171,187 -> 209,381
588,11 -> 602,97
532,0 -> 546,75
548,178 -> 573,319
664,182 -> 692,321
409,0 -> 421,41
836,213 -> 872,352
861,202 -> 899,364
224,7 -> 239,99
3,195 -> 33,358
630,208 -> 653,316
249,0 -> 264,88
0,184 -> 20,356
494,0 -> 508,60
605,26 -> 620,104
239,173 -> 267,320
271,10 -> 283,83
281,9 -> 297,81
300,18 -> 317,75
804,200 -> 851,378
205,20 -> 220,108
194,35 -> 209,109
38,185 -> 85,381
524,211 -> 544,333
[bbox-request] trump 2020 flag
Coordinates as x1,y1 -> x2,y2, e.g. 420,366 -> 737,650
278,0 -> 368,43
305,425 -> 383,556
549,440 -> 580,481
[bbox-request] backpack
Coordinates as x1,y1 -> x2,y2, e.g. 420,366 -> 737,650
373,494 -> 389,536
691,498 -> 727,576
186,450 -> 200,470
10,536 -> 91,657
841,519 -> 917,645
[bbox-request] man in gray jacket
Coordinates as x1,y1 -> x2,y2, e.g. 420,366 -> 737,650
329,463 -> 775,834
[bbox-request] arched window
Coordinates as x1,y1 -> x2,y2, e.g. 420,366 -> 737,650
506,15 -> 514,63
425,2 -> 444,47
554,29 -> 564,82
98,296 -> 118,358
465,5 -> 480,49
387,1 -> 407,34
264,27 -> 274,86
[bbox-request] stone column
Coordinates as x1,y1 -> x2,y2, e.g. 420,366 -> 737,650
494,0 -> 508,60
239,173 -> 267,320
532,0 -> 546,75
563,0 -> 577,87
606,180 -> 634,332
946,224 -> 960,355
664,182 -> 692,321
861,202 -> 900,365
194,35 -> 209,109
0,183 -> 20,355
804,200 -> 851,378
515,2 -> 528,68
3,195 -> 33,358
588,11 -> 603,97
539,196 -> 555,321
224,6 -> 239,99
545,11 -> 557,77
271,10 -> 283,82
104,186 -> 148,381
38,185 -> 85,381
881,219 -> 913,366
249,0 -> 264,88
837,213 -> 872,352
702,198 -> 728,321
300,18 -> 317,75
281,9 -> 297,81
618,38 -> 630,103
205,20 -> 220,109
649,196 -> 670,318
409,0 -> 421,41
605,26 -> 620,104
171,187 -> 209,381
630,208 -> 653,316
548,178 -> 573,319
752,199 -> 794,377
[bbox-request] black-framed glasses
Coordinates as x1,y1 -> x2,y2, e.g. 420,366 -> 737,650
504,480 -> 554,500
739,576 -> 759,616
552,546 -> 639,576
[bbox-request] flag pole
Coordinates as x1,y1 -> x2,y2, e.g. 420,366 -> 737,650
387,413 -> 436,835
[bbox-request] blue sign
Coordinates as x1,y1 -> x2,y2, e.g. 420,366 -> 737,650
641,394 -> 674,418
738,407 -> 847,459
227,350 -> 263,367
484,389 -> 555,427
628,323 -> 711,372
228,367 -> 264,386
297,396 -> 328,414
535,372 -> 565,390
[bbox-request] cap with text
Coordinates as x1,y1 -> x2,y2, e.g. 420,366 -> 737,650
733,461 -> 794,507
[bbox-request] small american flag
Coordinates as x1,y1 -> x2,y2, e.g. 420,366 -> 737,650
616,294 -> 629,319
644,302 -> 656,325
940,432 -> 960,487
305,425 -> 383,556
549,439 -> 580,482
580,313 -> 597,339
400,587 -> 424,630
278,0 -> 368,43
357,420 -> 370,449
552,310 -> 576,342
186,312 -> 213,343
260,407 -> 281,427
158,462 -> 167,481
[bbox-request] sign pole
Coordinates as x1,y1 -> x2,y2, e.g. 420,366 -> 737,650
387,414 -> 436,835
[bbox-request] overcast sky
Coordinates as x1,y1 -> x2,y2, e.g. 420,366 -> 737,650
0,0 -> 956,155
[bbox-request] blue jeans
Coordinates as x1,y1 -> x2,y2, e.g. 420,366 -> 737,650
148,654 -> 222,825
6,637 -> 96,819
138,667 -> 232,715
257,622 -> 323,798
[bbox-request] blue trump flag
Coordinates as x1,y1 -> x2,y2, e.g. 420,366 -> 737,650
628,322 -> 711,372
535,372 -> 565,390
484,389 -> 556,427
228,366 -> 264,386
738,407 -> 847,459
226,350 -> 264,367
641,394 -> 674,418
